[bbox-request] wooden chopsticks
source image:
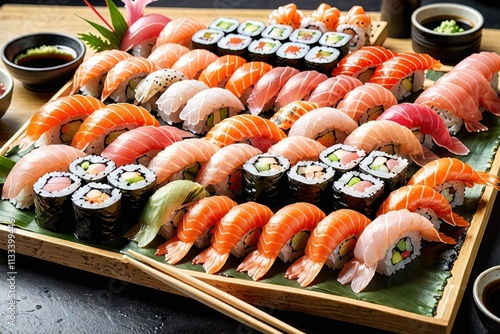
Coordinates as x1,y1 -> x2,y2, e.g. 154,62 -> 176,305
123,250 -> 305,334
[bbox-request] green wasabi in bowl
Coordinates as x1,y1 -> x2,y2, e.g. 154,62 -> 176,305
434,20 -> 465,33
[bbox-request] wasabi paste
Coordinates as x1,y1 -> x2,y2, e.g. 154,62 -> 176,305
433,20 -> 465,33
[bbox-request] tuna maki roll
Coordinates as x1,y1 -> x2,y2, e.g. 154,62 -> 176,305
248,38 -> 282,64
275,42 -> 310,70
69,154 -> 116,184
304,45 -> 340,75
319,144 -> 366,180
72,182 -> 122,244
237,19 -> 266,38
192,28 -> 225,53
261,24 -> 293,41
106,164 -> 157,224
318,31 -> 352,59
332,170 -> 385,218
33,171 -> 82,232
242,154 -> 291,206
217,33 -> 253,59
209,17 -> 240,33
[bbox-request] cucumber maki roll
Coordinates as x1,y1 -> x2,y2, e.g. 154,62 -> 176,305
332,170 -> 385,218
209,17 -> 240,34
248,38 -> 282,65
69,154 -> 116,184
192,28 -> 225,53
107,164 -> 157,224
304,45 -> 340,75
261,24 -> 293,42
359,150 -> 409,196
33,171 -> 82,232
242,154 -> 291,206
236,19 -> 266,38
319,143 -> 366,180
72,182 -> 122,244
318,31 -> 352,59
289,28 -> 322,46
287,160 -> 336,212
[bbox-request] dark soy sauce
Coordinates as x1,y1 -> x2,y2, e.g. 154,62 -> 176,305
483,279 -> 500,318
422,15 -> 473,32
15,45 -> 76,68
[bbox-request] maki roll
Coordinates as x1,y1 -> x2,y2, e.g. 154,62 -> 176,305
33,171 -> 82,233
289,28 -> 322,46
69,154 -> 116,184
217,33 -> 253,59
275,42 -> 310,70
261,24 -> 293,42
358,150 -> 409,196
287,160 -> 336,211
209,17 -> 240,33
319,143 -> 366,180
236,19 -> 266,38
72,182 -> 122,244
192,28 -> 225,53
304,45 -> 340,75
248,38 -> 282,65
332,170 -> 385,218
106,164 -> 157,224
318,31 -> 352,59
242,154 -> 291,206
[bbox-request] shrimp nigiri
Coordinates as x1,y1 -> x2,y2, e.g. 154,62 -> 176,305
147,42 -> 190,69
192,202 -> 274,274
376,184 -> 470,228
153,17 -> 206,50
198,55 -> 247,88
155,195 -> 239,264
2,145 -> 86,209
171,49 -> 219,80
285,209 -> 372,287
237,202 -> 326,281
224,61 -> 274,105
337,209 -> 456,293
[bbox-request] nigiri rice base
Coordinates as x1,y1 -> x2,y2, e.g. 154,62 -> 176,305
325,235 -> 358,270
390,71 -> 426,100
377,231 -> 421,276
435,180 -> 466,208
432,107 -> 464,136
417,207 -> 442,230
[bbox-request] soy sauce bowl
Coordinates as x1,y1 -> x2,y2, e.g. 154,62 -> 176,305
1,32 -> 86,93
473,265 -> 500,333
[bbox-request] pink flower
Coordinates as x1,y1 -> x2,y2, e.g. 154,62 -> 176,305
121,0 -> 157,26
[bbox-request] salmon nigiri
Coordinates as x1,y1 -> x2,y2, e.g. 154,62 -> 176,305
307,75 -> 363,108
198,55 -> 247,88
171,49 -> 219,80
147,42 -> 190,69
453,51 -> 500,90
11,95 -> 105,151
337,209 -> 456,293
70,49 -> 133,96
153,17 -> 206,50
274,70 -> 328,110
237,202 -> 326,280
192,202 -> 274,274
155,195 -> 239,264
285,209 -> 372,287
224,61 -> 273,105
71,103 -> 160,154
101,57 -> 159,102
2,145 -> 86,209
267,136 -> 326,166
246,66 -> 300,115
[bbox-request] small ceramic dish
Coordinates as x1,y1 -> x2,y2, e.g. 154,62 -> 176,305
1,32 -> 86,93
411,3 -> 484,65
0,67 -> 14,118
473,265 -> 500,333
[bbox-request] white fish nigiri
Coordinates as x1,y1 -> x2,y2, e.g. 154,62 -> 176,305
134,68 -> 187,111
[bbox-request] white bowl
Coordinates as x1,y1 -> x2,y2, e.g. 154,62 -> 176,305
0,67 -> 14,118
473,265 -> 500,332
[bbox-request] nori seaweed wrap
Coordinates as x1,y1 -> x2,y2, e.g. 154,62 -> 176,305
332,170 -> 385,218
33,171 -> 81,232
69,154 -> 116,184
287,160 -> 335,212
106,164 -> 157,224
71,182 -> 122,244
242,154 -> 290,206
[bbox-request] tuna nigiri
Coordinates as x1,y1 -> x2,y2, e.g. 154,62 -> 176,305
224,61 -> 274,105
153,17 -> 206,50
336,83 -> 398,124
237,202 -> 326,280
343,120 -> 438,166
267,135 -> 326,166
246,66 -> 300,115
331,45 -> 397,82
203,114 -> 287,152
147,42 -> 190,69
155,79 -> 210,124
288,107 -> 359,147
307,75 -> 363,108
2,145 -> 86,209
171,49 -> 219,80
71,103 -> 160,154
70,50 -> 133,96
269,100 -> 319,131
376,103 -> 469,155
198,55 -> 247,88
120,13 -> 171,57
155,195 -> 239,264
147,138 -> 220,185
337,209 -> 456,293
11,95 -> 105,151
192,202 -> 274,274
101,57 -> 159,102
274,70 -> 328,110
100,125 -> 193,167
285,209 -> 372,287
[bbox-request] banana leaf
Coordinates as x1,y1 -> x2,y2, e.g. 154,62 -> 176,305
1,69 -> 500,318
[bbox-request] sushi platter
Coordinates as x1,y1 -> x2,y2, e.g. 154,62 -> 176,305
1,4 -> 500,334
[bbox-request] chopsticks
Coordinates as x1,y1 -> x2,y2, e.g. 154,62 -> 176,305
123,250 -> 305,334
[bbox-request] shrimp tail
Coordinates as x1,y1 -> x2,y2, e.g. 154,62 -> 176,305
451,212 -> 470,227
237,250 -> 276,281
285,256 -> 323,287
477,171 -> 500,190
192,247 -> 230,275
337,260 -> 376,293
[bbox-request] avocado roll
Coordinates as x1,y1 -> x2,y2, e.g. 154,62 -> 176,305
242,154 -> 291,206
209,17 -> 240,34
261,24 -> 293,42
69,154 -> 116,184
318,31 -> 352,59
33,171 -> 82,233
72,182 -> 122,244
304,45 -> 340,75
192,28 -> 225,53
248,38 -> 282,65
236,19 -> 266,38
289,28 -> 322,46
